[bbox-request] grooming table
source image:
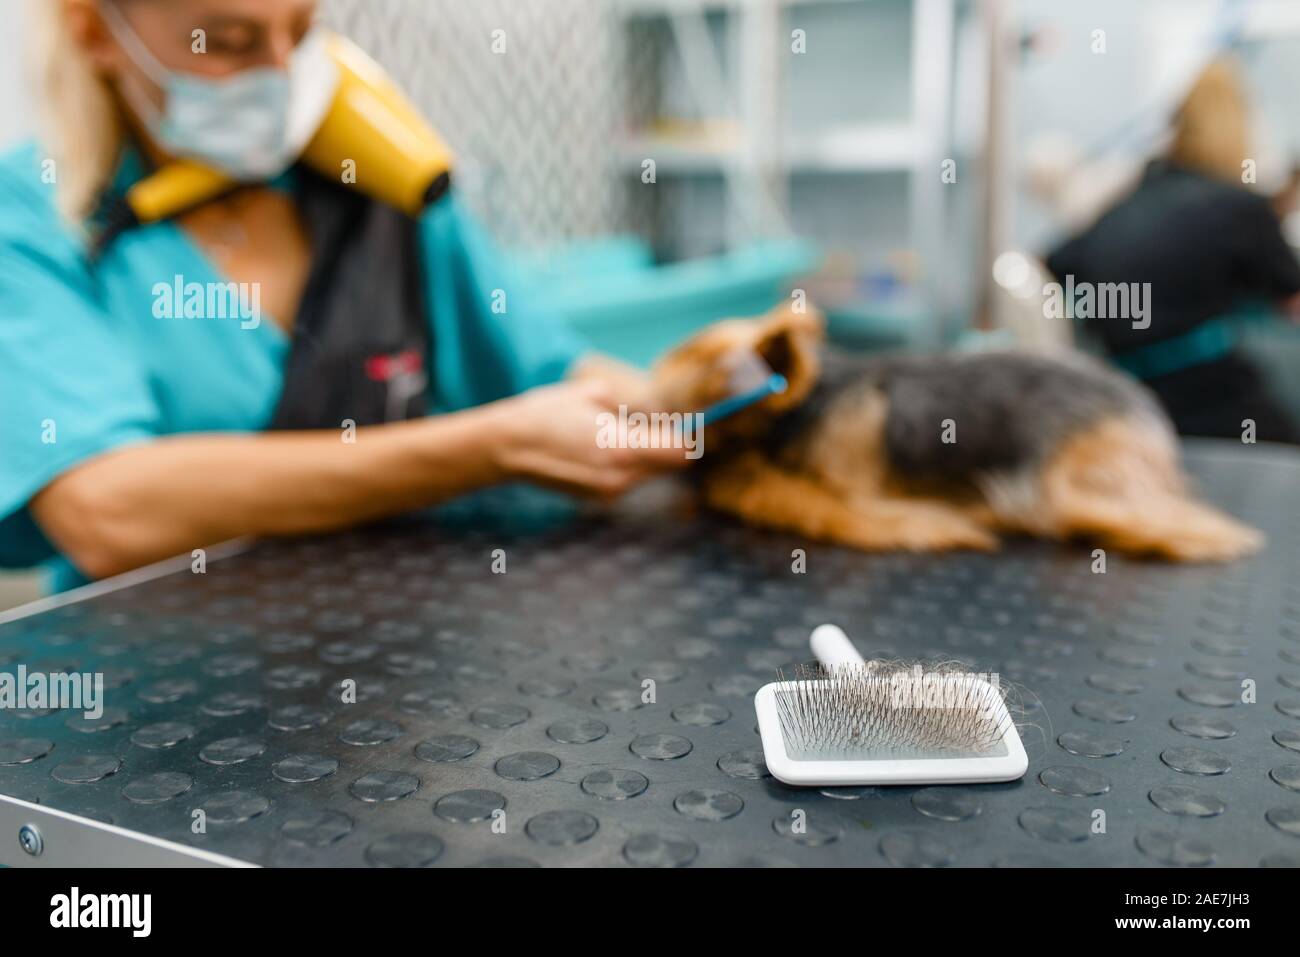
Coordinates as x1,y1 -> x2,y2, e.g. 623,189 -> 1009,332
2,441 -> 1298,867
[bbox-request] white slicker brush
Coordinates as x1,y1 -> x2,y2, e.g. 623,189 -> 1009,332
754,624 -> 1027,785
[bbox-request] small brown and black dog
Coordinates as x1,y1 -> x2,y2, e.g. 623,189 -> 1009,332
653,305 -> 1262,561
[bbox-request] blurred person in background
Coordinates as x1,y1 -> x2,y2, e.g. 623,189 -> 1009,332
1046,59 -> 1300,444
0,0 -> 683,593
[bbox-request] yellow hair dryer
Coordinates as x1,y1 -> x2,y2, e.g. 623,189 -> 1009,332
118,34 -> 454,229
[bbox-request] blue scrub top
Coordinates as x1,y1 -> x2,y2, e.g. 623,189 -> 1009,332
0,142 -> 587,591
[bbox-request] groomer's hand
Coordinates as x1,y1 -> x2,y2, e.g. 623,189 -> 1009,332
490,379 -> 689,499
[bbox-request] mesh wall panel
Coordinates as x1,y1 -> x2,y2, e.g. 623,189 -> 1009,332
322,0 -> 624,248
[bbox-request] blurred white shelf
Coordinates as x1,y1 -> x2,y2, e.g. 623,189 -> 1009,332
621,122 -> 918,173
784,123 -> 918,171
619,134 -> 737,173
618,120 -> 743,173
618,0 -> 875,15
1239,0 -> 1300,38
618,0 -> 736,14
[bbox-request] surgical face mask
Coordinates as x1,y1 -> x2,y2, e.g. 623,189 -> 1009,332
100,2 -> 339,180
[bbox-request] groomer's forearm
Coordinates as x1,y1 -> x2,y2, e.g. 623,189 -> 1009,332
32,407 -> 507,580
571,353 -> 660,409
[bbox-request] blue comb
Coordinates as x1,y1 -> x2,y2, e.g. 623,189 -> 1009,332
698,373 -> 789,426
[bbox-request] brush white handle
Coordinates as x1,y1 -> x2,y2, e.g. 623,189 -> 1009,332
810,624 -> 865,671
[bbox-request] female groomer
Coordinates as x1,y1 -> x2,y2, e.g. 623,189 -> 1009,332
0,0 -> 683,592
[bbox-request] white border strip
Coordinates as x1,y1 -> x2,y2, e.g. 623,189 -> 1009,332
0,793 -> 256,868
0,539 -> 251,626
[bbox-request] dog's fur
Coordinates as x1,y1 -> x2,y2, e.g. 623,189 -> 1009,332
652,305 -> 1263,561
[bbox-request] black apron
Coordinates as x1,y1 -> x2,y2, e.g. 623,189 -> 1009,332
268,167 -> 433,430
92,161 -> 435,431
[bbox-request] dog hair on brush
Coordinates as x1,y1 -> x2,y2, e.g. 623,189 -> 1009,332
775,659 -> 1015,754
652,304 -> 1263,561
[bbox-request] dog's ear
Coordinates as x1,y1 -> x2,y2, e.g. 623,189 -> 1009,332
753,302 -> 824,411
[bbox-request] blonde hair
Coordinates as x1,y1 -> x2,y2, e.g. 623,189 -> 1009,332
31,0 -> 126,222
1169,58 -> 1252,184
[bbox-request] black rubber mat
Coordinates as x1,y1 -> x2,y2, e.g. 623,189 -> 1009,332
2,441 -> 1299,866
